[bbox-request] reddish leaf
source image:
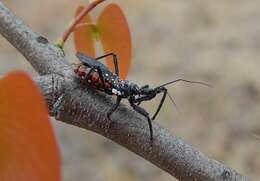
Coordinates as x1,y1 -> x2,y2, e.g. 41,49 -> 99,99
97,3 -> 132,79
73,5 -> 96,58
0,71 -> 61,181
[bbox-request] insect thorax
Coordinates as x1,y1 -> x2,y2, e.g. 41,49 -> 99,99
117,80 -> 139,97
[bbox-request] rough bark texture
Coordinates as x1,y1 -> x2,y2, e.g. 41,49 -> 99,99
0,2 -> 250,181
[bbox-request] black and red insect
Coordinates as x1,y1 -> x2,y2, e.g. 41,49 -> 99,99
74,52 -> 210,143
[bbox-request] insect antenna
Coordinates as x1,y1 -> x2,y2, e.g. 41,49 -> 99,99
166,91 -> 180,113
156,78 -> 212,89
154,78 -> 212,116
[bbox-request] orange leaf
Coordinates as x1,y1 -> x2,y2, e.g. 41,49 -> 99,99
97,3 -> 132,79
0,71 -> 61,181
73,5 -> 96,58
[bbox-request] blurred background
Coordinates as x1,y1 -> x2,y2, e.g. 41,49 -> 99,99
1,0 -> 260,180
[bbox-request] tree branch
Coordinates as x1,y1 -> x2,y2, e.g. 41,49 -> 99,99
0,2 -> 250,181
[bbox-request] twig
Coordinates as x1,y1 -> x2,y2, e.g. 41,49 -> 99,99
56,0 -> 106,48
0,2 -> 250,181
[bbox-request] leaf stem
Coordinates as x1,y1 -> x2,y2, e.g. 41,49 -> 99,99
56,0 -> 106,48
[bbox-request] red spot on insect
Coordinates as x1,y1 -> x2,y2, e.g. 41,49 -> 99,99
74,64 -> 111,89
74,64 -> 88,77
104,82 -> 111,88
78,71 -> 86,77
90,72 -> 111,88
91,72 -> 99,82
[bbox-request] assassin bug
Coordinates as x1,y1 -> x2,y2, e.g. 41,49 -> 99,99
74,52 -> 211,143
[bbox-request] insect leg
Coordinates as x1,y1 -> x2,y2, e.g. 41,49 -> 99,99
136,85 -> 149,105
151,87 -> 167,120
107,96 -> 122,120
132,93 -> 156,106
95,53 -> 119,76
135,94 -> 155,106
129,99 -> 153,142
139,84 -> 149,90
131,88 -> 167,120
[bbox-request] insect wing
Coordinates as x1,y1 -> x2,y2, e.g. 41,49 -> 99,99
76,52 -> 109,71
